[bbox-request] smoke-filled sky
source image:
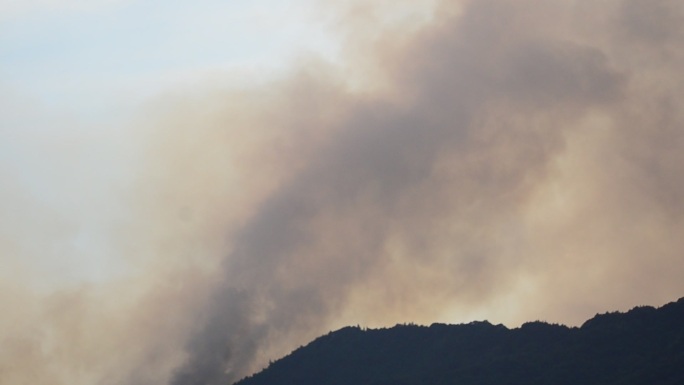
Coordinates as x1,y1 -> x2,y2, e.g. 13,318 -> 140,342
2,0 -> 684,384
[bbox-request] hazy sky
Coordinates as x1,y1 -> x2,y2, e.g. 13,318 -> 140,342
2,0 -> 684,384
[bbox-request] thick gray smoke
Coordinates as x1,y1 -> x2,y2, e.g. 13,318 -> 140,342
161,0 -> 684,383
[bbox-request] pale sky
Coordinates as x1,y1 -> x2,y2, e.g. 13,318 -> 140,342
1,0 -> 341,289
1,0 -> 337,115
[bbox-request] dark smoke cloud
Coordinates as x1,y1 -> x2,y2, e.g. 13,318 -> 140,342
152,1 -> 684,384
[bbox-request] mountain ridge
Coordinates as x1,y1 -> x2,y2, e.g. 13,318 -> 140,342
234,297 -> 684,385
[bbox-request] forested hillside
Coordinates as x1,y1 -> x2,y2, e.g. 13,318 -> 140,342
234,298 -> 684,385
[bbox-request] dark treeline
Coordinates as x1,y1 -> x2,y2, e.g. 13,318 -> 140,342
234,297 -> 684,385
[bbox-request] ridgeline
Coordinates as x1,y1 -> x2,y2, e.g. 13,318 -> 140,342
234,297 -> 684,385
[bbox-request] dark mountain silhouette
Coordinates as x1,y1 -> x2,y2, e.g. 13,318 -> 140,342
234,297 -> 684,385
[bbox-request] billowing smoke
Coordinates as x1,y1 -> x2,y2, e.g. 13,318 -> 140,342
2,0 -> 684,384
159,0 -> 684,383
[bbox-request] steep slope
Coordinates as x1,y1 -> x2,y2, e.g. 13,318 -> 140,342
234,297 -> 684,385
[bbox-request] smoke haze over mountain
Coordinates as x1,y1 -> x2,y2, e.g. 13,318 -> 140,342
2,0 -> 684,384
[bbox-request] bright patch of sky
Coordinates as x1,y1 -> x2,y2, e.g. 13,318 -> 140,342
1,0 -> 338,116
0,0 -> 339,290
